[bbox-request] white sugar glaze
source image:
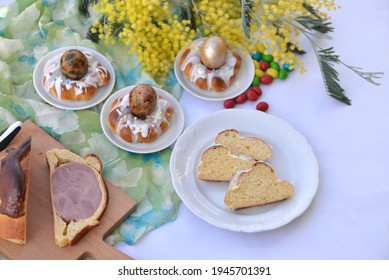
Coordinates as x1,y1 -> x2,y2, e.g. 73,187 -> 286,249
43,51 -> 109,99
180,39 -> 237,90
111,94 -> 171,142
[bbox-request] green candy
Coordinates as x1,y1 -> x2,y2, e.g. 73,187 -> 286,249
252,76 -> 260,86
278,68 -> 288,80
270,61 -> 280,71
262,54 -> 273,63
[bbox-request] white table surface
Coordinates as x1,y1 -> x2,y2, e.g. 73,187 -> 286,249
1,0 -> 388,260
116,0 -> 389,260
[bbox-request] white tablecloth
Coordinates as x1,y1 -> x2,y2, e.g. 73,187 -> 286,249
117,0 -> 389,260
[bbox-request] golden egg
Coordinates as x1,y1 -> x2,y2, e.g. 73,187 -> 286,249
200,36 -> 228,69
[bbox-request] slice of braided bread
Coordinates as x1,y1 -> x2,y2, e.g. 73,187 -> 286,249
225,162 -> 294,210
214,129 -> 272,161
197,145 -> 256,182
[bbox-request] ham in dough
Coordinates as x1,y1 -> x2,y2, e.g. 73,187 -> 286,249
51,162 -> 102,222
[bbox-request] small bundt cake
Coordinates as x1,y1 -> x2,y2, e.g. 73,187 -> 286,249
43,49 -> 111,101
107,85 -> 174,143
179,37 -> 242,92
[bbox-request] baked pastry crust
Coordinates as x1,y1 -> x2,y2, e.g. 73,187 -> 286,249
46,149 -> 108,247
0,136 -> 32,244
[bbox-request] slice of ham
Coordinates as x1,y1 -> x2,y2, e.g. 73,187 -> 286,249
51,162 -> 102,222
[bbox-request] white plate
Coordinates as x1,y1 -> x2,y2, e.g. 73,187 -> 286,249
33,46 -> 115,110
100,86 -> 185,154
174,39 -> 255,101
170,109 -> 319,232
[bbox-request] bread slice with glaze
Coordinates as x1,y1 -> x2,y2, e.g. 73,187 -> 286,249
225,161 -> 294,210
197,145 -> 256,182
214,129 -> 272,161
46,149 -> 108,247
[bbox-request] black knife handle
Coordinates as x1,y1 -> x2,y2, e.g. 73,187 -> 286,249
0,121 -> 23,152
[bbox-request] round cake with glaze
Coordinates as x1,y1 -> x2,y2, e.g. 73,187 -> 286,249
107,85 -> 174,143
179,38 -> 242,92
43,49 -> 111,101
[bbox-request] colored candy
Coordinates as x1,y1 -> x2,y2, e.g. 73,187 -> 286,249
251,52 -> 261,61
246,90 -> 259,101
270,61 -> 280,71
223,99 -> 236,109
253,60 -> 259,69
260,61 -> 270,71
283,63 -> 293,72
235,93 -> 247,104
256,43 -> 265,53
251,86 -> 262,97
262,54 -> 273,63
260,75 -> 273,85
266,68 -> 279,79
255,68 -> 264,77
278,68 -> 288,80
252,76 -> 260,86
256,102 -> 269,112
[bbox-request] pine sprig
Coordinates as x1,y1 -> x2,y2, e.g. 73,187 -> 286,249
294,15 -> 333,34
241,0 -> 254,39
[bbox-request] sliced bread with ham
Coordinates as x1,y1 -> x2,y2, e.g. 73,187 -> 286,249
197,145 -> 256,182
0,136 -> 32,244
214,129 -> 272,161
46,149 -> 108,247
224,162 -> 294,210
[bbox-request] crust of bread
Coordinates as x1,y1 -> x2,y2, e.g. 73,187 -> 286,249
46,149 -> 108,247
197,145 -> 256,182
214,129 -> 272,161
0,136 -> 32,245
224,162 -> 294,210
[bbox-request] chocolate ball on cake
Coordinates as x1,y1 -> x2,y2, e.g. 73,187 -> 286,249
60,49 -> 89,80
129,84 -> 157,119
200,36 -> 228,69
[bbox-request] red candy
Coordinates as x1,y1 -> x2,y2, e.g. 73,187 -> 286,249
251,86 -> 262,97
223,99 -> 236,109
260,75 -> 273,85
235,94 -> 247,104
256,102 -> 269,112
260,61 -> 270,71
246,90 -> 259,101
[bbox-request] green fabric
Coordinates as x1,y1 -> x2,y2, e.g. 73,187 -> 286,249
0,0 -> 182,251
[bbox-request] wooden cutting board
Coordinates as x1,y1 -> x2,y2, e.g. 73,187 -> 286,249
0,120 -> 137,259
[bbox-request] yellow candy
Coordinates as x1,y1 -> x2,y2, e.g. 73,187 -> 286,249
253,60 -> 259,69
255,68 -> 264,77
267,68 -> 279,79
256,43 -> 265,53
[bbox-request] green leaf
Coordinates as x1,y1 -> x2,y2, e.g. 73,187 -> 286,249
241,0 -> 254,39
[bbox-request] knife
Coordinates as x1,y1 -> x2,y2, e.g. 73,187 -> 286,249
0,121 -> 23,152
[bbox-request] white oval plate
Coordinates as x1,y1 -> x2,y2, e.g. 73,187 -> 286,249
100,86 -> 185,154
170,109 -> 319,232
174,39 -> 255,101
33,46 -> 115,110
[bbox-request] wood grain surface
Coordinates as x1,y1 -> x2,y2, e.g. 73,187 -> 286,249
0,120 -> 137,259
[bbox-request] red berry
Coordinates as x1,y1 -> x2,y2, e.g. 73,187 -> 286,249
235,94 -> 247,104
260,75 -> 273,85
251,86 -> 262,97
246,90 -> 259,101
256,102 -> 269,112
223,99 -> 236,109
260,61 -> 270,71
